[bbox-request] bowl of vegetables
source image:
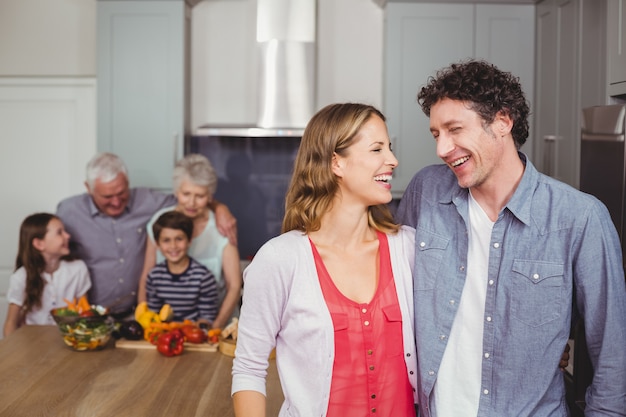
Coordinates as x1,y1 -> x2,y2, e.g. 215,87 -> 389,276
51,298 -> 115,351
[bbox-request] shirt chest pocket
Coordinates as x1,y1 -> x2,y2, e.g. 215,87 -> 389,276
511,260 -> 564,327
414,229 -> 449,291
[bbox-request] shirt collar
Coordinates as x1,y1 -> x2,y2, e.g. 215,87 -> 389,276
446,152 -> 537,226
501,152 -> 535,226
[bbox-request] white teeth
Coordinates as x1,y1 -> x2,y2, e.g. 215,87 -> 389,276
451,156 -> 470,167
374,174 -> 392,182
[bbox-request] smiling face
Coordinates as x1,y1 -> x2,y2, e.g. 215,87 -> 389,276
175,180 -> 211,219
333,115 -> 398,206
429,98 -> 509,191
33,218 -> 71,259
156,227 -> 191,266
87,173 -> 130,218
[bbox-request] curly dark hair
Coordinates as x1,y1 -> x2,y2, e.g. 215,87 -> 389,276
417,59 -> 530,149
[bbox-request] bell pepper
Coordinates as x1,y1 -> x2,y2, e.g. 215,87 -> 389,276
156,329 -> 185,357
181,325 -> 207,344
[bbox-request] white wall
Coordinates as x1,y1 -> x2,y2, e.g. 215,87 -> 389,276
0,0 -> 96,76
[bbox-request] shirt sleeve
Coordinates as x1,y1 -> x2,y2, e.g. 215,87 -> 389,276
395,173 -> 421,228
145,270 -> 162,312
6,268 -> 27,306
574,198 -> 626,416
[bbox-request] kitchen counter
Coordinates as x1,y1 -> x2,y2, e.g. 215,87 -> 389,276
0,325 -> 284,416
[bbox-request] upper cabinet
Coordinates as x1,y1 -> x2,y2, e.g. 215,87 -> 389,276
97,0 -> 196,191
384,2 -> 534,197
608,0 -> 626,96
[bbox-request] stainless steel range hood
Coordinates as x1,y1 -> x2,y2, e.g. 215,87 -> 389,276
196,0 -> 316,138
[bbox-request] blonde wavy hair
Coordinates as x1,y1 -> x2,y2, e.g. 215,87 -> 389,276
282,103 -> 399,234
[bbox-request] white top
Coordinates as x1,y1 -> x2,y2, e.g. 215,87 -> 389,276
432,192 -> 494,416
7,260 -> 91,325
232,227 -> 418,416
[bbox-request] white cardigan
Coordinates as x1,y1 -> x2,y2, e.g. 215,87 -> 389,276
232,226 -> 418,417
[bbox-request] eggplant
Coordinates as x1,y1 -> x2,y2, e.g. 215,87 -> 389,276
119,320 -> 144,340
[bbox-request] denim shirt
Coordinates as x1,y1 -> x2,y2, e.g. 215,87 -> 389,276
397,153 -> 626,417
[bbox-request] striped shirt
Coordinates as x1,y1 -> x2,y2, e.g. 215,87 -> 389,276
146,258 -> 218,322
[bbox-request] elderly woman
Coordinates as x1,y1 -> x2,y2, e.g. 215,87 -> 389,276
138,154 -> 242,329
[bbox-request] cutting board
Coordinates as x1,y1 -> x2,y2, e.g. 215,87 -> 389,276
115,339 -> 218,352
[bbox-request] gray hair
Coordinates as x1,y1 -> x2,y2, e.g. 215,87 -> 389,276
173,154 -> 218,196
85,153 -> 128,188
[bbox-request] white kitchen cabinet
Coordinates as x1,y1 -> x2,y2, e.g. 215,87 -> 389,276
534,0 -> 606,188
384,3 -> 534,197
97,0 -> 198,191
607,0 -> 626,96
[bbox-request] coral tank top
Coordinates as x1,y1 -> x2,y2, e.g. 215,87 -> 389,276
310,231 -> 414,417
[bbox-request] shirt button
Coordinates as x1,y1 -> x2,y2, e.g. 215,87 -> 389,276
118,278 -> 124,283
486,316 -> 492,322
112,220 -> 116,224
116,238 -> 122,243
449,300 -> 456,305
371,408 -> 377,413
439,334 -> 446,340
119,258 -> 125,263
409,371 -> 414,375
533,273 -> 540,280
367,349 -> 373,355
364,321 -> 370,326
459,265 -> 465,272
406,353 -> 411,357
493,242 -> 500,248
369,366 -> 375,371
489,279 -> 494,285
362,308 -> 367,313
484,352 -> 490,358
371,394 -> 376,399
137,228 -> 142,234
428,370 -> 435,376
483,389 -> 489,395
420,241 -> 426,248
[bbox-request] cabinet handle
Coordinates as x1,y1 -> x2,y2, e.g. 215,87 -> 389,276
173,133 -> 179,166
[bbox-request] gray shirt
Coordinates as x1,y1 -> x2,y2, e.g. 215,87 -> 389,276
57,188 -> 176,312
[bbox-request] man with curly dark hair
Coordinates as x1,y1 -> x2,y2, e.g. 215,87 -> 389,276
397,60 -> 626,417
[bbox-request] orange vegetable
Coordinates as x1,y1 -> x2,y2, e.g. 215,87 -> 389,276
77,295 -> 91,313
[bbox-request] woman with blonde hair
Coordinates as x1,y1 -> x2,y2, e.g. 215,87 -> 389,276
232,103 -> 417,417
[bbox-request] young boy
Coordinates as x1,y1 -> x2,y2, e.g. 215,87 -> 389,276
146,211 -> 218,324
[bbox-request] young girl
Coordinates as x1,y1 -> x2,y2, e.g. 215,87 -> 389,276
3,213 -> 91,337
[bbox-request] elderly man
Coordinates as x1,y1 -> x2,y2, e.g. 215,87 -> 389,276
57,153 -> 237,317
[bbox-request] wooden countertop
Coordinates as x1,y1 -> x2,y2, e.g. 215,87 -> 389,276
0,326 -> 284,416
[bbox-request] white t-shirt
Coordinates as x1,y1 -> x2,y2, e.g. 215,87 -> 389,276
7,260 -> 91,325
432,192 -> 494,416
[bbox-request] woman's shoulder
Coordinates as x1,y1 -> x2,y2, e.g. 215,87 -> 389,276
148,205 -> 177,223
249,231 -> 310,266
387,225 -> 416,243
59,259 -> 89,273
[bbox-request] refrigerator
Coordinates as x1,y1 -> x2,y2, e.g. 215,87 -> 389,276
573,104 -> 625,416
579,104 -> 626,268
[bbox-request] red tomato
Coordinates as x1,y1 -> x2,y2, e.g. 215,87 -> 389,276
181,326 -> 207,344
